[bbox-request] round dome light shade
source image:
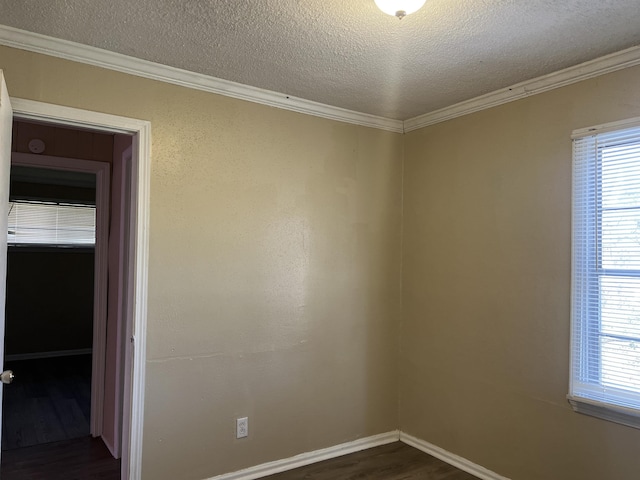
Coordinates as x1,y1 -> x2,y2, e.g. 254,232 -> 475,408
374,0 -> 427,18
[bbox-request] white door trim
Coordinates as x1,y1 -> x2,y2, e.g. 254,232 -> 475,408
10,97 -> 151,480
11,152 -> 111,438
0,71 -> 13,470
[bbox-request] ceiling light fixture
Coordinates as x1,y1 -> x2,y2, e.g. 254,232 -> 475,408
374,0 -> 427,19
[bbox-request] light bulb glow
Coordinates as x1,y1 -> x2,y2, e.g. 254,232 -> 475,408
374,0 -> 427,18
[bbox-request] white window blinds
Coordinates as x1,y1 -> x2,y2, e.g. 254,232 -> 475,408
7,200 -> 96,246
570,120 -> 640,428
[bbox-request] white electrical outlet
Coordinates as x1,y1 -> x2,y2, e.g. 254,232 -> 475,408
236,417 -> 248,438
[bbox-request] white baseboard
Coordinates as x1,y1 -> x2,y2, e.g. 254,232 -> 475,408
5,348 -> 92,361
205,430 -> 400,480
203,430 -> 510,480
400,432 -> 510,480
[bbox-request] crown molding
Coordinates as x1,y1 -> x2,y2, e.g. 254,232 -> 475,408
0,25 -> 404,133
2,25 -> 640,135
404,45 -> 640,132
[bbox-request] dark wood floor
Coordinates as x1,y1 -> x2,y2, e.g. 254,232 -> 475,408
2,436 -> 474,480
1,436 -> 121,480
2,355 -> 92,450
0,355 -> 120,479
1,359 -> 474,480
264,442 -> 479,480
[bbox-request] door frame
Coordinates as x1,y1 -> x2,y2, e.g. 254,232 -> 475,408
10,97 -> 150,480
10,152 -> 111,438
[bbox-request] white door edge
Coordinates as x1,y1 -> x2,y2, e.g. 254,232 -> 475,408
0,71 -> 13,469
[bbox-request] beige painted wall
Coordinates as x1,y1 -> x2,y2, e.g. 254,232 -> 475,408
0,46 -> 402,479
402,65 -> 640,480
5,40 -> 640,480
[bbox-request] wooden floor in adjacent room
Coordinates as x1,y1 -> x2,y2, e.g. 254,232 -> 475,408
2,355 -> 92,450
0,355 -> 120,479
1,436 -> 121,480
263,442 -> 479,480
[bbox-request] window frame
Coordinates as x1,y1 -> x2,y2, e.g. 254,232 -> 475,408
569,116 -> 640,429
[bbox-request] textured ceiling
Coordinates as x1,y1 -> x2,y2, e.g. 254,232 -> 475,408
1,0 -> 640,120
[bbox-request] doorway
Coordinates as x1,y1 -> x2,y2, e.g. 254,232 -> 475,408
1,121 -> 128,478
3,164 -> 98,453
0,92 -> 150,480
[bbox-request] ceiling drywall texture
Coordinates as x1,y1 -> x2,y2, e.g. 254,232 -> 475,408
1,0 -> 639,120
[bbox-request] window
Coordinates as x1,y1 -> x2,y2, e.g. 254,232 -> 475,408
7,200 -> 96,246
570,118 -> 640,428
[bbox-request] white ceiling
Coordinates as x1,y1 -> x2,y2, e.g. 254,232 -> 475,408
1,0 -> 639,120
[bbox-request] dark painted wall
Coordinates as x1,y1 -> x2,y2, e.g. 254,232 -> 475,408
12,120 -> 114,163
5,247 -> 94,356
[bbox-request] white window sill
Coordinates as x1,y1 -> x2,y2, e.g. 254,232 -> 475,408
567,395 -> 640,429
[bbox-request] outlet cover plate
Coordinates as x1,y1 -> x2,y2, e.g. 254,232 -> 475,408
236,417 -> 248,438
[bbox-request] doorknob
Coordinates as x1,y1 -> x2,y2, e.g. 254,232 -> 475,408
1,370 -> 14,384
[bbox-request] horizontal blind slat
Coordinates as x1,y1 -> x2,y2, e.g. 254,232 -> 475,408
7,201 -> 96,246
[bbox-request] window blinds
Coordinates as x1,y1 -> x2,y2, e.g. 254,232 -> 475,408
571,122 -> 640,423
7,200 -> 96,246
